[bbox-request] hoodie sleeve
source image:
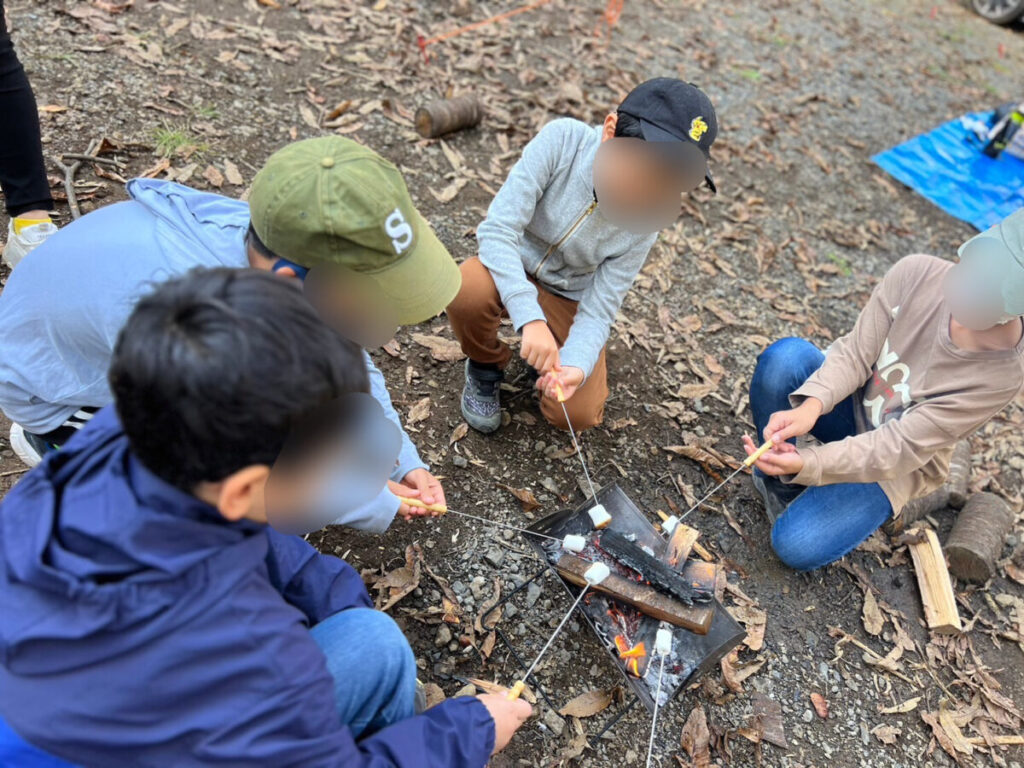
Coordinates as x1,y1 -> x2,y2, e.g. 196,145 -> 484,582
559,235 -> 656,379
365,351 -> 428,482
265,529 -> 373,623
477,120 -> 573,333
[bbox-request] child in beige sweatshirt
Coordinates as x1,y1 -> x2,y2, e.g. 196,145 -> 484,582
745,208 -> 1024,571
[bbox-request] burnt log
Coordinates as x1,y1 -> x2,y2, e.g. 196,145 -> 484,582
944,492 -> 1015,583
414,94 -> 483,138
599,530 -> 713,605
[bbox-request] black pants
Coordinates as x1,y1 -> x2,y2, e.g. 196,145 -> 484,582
0,0 -> 52,217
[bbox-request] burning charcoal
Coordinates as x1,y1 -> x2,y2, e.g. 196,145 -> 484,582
588,503 -> 612,529
598,530 -> 713,606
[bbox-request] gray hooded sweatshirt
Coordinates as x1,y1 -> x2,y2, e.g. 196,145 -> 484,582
476,118 -> 658,378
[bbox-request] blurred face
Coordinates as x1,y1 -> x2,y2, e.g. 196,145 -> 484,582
592,137 -> 706,234
943,224 -> 1024,331
303,265 -> 400,349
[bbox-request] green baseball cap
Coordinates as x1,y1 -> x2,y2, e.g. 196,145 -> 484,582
248,136 -> 461,325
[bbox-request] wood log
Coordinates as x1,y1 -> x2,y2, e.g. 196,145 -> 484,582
599,530 -> 713,605
414,94 -> 483,138
892,440 -> 972,531
666,522 -> 701,567
903,527 -> 962,634
944,492 -> 1014,583
554,553 -> 713,634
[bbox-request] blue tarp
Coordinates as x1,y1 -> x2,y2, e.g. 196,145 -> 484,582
873,112 -> 1024,231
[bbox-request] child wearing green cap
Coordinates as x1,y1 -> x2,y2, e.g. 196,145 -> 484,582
447,78 -> 718,434
0,136 -> 458,527
746,208 -> 1024,572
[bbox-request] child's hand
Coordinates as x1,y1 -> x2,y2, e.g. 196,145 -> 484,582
477,693 -> 533,754
742,434 -> 804,476
763,398 -> 823,445
389,470 -> 446,522
521,320 -> 560,374
537,366 -> 584,401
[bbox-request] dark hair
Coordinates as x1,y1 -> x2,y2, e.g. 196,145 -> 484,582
614,111 -> 645,139
109,268 -> 369,491
245,222 -> 278,262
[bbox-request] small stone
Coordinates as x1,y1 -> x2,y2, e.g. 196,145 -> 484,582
504,603 -> 519,620
625,749 -> 638,763
452,454 -> 468,468
542,708 -> 564,737
448,641 -> 459,653
453,683 -> 476,698
534,440 -> 546,452
435,625 -> 452,647
526,582 -> 542,607
452,581 -> 466,595
469,576 -> 488,600
802,710 -> 814,723
483,548 -> 505,568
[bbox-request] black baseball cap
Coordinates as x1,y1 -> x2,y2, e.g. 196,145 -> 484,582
618,78 -> 718,193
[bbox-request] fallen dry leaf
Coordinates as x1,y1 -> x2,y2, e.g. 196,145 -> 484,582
223,159 -> 244,186
680,704 -> 711,768
558,688 -> 614,718
728,604 -> 767,652
497,483 -> 541,513
407,397 -> 431,424
423,682 -> 446,709
862,589 -> 884,636
378,544 -> 422,612
810,692 -> 829,719
410,333 -> 465,362
879,696 -> 921,715
872,724 -> 901,745
202,164 -> 224,188
449,422 -> 469,445
750,692 -> 787,748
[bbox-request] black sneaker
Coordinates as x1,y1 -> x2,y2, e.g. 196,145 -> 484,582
461,360 -> 504,433
751,472 -> 789,524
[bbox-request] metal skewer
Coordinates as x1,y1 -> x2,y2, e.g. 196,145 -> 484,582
644,653 -> 667,768
555,382 -> 599,501
397,497 -> 562,543
677,439 -> 775,522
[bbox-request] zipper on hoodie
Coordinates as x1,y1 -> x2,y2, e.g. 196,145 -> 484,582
532,197 -> 598,278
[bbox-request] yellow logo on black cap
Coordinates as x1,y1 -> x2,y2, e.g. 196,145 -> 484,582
689,116 -> 708,142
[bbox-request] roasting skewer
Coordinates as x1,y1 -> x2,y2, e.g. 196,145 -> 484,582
677,439 -> 774,522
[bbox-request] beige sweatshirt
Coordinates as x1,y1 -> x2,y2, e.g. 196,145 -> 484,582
789,253 -> 1024,515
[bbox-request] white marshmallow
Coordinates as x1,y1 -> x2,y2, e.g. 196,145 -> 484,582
654,627 -> 673,656
562,534 -> 587,553
588,504 -> 612,529
662,515 -> 680,535
584,562 -> 611,585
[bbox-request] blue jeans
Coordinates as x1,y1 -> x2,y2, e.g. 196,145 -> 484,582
0,608 -> 416,765
750,338 -> 893,571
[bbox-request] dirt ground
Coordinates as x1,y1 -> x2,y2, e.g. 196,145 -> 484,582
1,0 -> 1023,766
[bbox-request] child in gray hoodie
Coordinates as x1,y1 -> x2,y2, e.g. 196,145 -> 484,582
447,78 -> 718,433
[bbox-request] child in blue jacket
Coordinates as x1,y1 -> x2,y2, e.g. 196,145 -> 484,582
0,268 -> 530,767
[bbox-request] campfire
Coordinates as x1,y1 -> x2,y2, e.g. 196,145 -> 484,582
527,483 -> 745,713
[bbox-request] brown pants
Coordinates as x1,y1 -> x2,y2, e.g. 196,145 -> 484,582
447,257 -> 608,431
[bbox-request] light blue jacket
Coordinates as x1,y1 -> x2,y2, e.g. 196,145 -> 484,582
0,179 -> 423,530
477,118 -> 659,378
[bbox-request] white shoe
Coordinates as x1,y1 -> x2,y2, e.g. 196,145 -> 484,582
9,423 -> 43,468
2,217 -> 57,270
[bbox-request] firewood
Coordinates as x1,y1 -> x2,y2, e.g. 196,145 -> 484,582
944,492 -> 1014,583
892,440 -> 972,532
945,440 -> 972,509
902,527 -> 962,634
598,530 -> 713,605
554,553 -> 714,634
666,522 -> 701,567
414,94 -> 483,138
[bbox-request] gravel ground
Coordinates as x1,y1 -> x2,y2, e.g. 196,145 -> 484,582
1,1 -> 1023,766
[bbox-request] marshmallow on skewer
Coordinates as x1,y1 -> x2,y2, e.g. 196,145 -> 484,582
584,562 -> 610,585
654,627 -> 673,657
661,515 -> 680,535
562,534 -> 587,553
588,503 -> 612,529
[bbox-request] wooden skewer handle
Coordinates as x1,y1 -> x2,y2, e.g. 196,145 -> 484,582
742,439 -> 774,468
554,382 -> 567,403
396,496 -> 448,514
506,680 -> 526,700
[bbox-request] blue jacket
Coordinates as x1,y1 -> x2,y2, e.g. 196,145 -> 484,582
0,179 -> 426,532
0,408 -> 494,767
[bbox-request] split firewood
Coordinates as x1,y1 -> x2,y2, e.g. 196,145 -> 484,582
414,94 -> 483,138
553,553 -> 713,633
944,492 -> 1014,583
901,528 -> 962,634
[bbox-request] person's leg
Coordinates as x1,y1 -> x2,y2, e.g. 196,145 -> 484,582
534,287 -> 608,431
447,256 -> 512,369
310,607 -> 417,739
770,481 -> 893,571
0,715 -> 78,768
0,1 -> 54,217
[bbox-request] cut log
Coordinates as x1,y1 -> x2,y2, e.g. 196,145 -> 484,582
666,522 -> 701,567
944,492 -> 1014,583
414,94 -> 483,138
903,527 -> 962,634
894,440 -> 973,531
598,529 -> 713,605
554,553 -> 713,634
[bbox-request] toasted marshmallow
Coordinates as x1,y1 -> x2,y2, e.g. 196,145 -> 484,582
562,534 -> 587,553
662,515 -> 680,535
588,504 -> 612,529
584,562 -> 611,585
